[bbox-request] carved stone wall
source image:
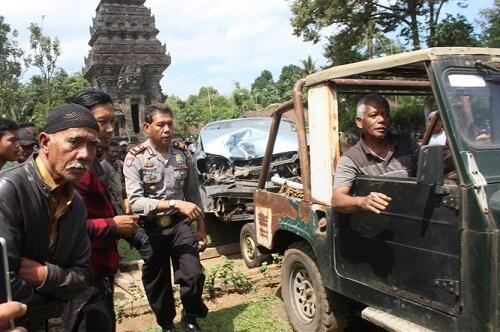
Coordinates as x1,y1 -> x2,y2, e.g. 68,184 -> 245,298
83,0 -> 170,142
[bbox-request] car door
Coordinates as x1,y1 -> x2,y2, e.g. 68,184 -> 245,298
334,175 -> 461,315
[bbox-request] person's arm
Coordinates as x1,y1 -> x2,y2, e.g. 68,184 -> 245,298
34,198 -> 91,301
0,180 -> 59,315
332,155 -> 391,214
332,187 -> 391,214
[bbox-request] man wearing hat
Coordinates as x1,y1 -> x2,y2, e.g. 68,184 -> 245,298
17,128 -> 38,163
0,103 -> 97,330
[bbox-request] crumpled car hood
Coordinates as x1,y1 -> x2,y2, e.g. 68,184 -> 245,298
199,119 -> 298,161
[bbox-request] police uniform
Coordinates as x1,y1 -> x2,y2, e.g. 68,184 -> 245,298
123,139 -> 208,329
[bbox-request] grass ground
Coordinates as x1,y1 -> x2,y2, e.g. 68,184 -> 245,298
142,295 -> 292,332
118,215 -> 245,262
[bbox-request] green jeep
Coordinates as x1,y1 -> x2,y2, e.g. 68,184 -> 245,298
253,47 -> 500,331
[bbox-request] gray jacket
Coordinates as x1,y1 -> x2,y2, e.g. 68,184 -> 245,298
0,155 -> 91,322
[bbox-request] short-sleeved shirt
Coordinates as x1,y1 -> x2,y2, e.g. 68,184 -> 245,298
333,133 -> 416,189
123,139 -> 202,215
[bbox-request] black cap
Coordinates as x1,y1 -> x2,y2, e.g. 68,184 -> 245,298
43,103 -> 98,134
18,128 -> 36,146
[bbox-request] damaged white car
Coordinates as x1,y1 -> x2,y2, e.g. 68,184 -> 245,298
189,117 -> 301,266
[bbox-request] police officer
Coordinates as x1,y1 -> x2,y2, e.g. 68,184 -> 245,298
124,104 -> 208,332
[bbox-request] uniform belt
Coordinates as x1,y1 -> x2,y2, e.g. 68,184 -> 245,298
143,214 -> 185,229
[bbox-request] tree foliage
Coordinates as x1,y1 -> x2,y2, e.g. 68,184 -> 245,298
0,16 -> 25,120
431,14 -> 480,47
27,21 -> 61,116
481,0 -> 500,48
289,0 -> 474,64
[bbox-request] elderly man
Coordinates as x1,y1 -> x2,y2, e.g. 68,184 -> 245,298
0,104 -> 97,330
69,89 -> 140,331
332,94 -> 416,214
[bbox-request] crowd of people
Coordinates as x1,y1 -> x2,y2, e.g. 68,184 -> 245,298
0,90 -> 449,332
0,89 -> 206,332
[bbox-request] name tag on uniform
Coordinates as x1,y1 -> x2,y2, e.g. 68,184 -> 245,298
174,165 -> 189,171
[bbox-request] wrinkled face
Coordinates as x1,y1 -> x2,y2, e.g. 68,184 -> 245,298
106,146 -> 119,163
0,130 -> 20,162
41,127 -> 99,183
144,112 -> 174,147
18,144 -> 35,163
91,103 -> 115,148
356,101 -> 391,139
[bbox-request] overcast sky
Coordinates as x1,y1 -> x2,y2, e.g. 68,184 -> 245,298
2,0 -> 493,99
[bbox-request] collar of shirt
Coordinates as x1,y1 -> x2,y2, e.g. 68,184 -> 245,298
359,133 -> 398,162
35,155 -> 74,219
145,139 -> 174,165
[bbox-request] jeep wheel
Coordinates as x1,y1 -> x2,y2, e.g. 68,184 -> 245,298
282,241 -> 347,332
240,222 -> 269,268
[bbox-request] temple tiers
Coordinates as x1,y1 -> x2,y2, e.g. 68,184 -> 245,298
84,0 -> 171,141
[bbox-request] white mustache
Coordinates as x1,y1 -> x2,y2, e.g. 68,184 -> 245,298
65,161 -> 88,170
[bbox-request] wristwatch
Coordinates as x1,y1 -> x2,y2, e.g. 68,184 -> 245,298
168,199 -> 176,209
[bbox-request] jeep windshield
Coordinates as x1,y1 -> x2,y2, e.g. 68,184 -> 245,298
444,68 -> 500,149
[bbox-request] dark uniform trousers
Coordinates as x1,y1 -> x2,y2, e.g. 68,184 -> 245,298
136,217 -> 208,328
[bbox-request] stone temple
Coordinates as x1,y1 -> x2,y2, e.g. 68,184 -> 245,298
83,0 -> 171,141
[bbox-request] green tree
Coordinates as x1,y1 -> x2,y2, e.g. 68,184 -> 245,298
431,14 -> 480,47
27,21 -> 61,117
22,70 -> 90,127
231,82 -> 257,113
480,0 -> 500,47
300,56 -> 317,75
289,0 -> 467,62
250,70 -> 280,108
276,64 -> 304,101
174,87 -> 242,139
0,16 -> 26,120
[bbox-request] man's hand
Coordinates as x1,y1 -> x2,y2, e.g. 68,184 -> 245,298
175,201 -> 204,221
359,192 -> 392,214
113,215 -> 140,237
19,258 -> 47,287
196,221 -> 207,252
0,301 -> 27,332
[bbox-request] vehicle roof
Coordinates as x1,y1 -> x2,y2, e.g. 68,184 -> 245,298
305,47 -> 500,87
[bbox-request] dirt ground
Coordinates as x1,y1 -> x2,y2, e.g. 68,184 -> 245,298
116,258 -> 288,332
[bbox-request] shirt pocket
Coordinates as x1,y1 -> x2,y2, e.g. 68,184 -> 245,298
173,168 -> 188,188
143,170 -> 163,193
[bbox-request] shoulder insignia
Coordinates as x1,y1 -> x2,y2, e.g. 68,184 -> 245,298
130,144 -> 147,156
172,141 -> 188,151
125,156 -> 135,168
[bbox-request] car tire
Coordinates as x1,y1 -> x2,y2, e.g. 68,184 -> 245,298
282,241 -> 349,332
240,222 -> 269,268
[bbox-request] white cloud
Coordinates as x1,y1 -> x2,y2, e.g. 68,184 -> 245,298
1,1 -> 324,98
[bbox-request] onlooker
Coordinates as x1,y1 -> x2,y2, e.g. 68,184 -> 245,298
118,140 -> 128,161
124,104 -> 208,332
17,123 -> 36,137
427,111 -> 446,145
101,141 -> 125,212
16,129 -> 37,164
0,120 -> 20,170
332,94 -> 416,214
0,301 -> 27,332
0,104 -> 96,330
69,89 -> 140,331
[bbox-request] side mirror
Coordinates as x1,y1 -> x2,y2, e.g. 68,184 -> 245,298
416,145 -> 444,185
